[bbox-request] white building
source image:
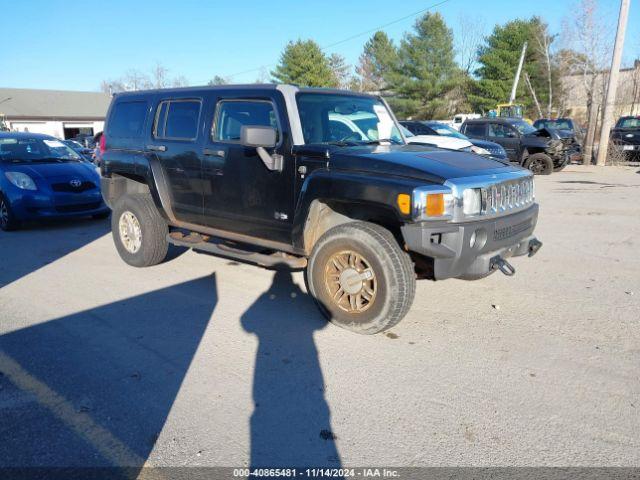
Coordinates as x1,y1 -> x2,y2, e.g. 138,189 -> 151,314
0,88 -> 111,140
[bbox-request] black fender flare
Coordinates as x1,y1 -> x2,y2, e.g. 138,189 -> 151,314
291,170 -> 420,252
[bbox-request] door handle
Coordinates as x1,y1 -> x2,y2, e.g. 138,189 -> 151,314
203,148 -> 225,157
147,145 -> 167,152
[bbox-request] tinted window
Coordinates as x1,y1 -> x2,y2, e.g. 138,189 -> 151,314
464,123 -> 486,137
617,117 -> 640,128
489,123 -> 516,138
213,100 -> 278,142
154,100 -> 201,140
109,101 -> 147,138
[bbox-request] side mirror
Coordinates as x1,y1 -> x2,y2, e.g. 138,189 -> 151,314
240,125 -> 282,172
240,125 -> 276,148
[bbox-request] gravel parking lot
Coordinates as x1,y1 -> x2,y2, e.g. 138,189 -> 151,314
0,165 -> 638,469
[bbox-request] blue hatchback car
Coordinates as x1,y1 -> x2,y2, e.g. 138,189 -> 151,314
0,132 -> 110,231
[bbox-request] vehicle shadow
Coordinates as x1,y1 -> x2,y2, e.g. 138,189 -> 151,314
0,217 -> 110,288
241,269 -> 341,469
0,274 -> 218,475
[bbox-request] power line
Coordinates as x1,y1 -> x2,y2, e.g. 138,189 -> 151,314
224,0 -> 452,80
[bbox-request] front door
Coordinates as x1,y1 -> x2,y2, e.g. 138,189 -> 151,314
201,96 -> 294,244
487,122 -> 520,162
147,97 -> 204,224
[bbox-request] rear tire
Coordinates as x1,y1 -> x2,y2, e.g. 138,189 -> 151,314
305,222 -> 416,335
111,194 -> 168,267
524,153 -> 554,175
0,194 -> 20,231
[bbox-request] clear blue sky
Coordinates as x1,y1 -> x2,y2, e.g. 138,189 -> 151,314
1,0 -> 638,91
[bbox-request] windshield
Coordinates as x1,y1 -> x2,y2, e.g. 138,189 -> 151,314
0,137 -> 83,163
510,119 -> 537,135
535,119 -> 573,130
425,122 -> 468,140
617,117 -> 640,129
296,93 -> 403,145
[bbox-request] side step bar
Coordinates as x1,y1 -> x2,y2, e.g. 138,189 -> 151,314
166,232 -> 307,270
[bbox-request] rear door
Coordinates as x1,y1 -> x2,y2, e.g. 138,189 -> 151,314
487,122 -> 520,162
146,96 -> 204,224
200,93 -> 295,244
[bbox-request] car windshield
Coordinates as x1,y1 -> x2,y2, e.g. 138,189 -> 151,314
0,137 -> 83,163
617,117 -> 640,129
296,92 -> 403,145
510,119 -> 537,135
535,119 -> 573,130
425,122 -> 468,139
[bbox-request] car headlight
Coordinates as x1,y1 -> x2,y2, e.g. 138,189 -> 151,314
470,145 -> 490,156
5,171 -> 37,190
411,186 -> 454,221
462,188 -> 482,215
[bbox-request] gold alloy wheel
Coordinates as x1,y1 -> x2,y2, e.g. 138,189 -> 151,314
119,211 -> 142,254
324,250 -> 377,313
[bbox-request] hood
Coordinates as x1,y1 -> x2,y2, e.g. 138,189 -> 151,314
406,135 -> 472,150
327,144 -> 514,183
468,138 -> 504,150
2,161 -> 99,183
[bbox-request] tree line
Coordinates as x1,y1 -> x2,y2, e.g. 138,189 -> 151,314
101,0 -> 616,126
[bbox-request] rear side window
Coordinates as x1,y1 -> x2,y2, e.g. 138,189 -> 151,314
154,100 -> 201,140
463,123 -> 486,137
213,100 -> 278,142
108,101 -> 147,138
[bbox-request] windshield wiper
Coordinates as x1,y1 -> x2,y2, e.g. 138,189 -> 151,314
363,139 -> 401,145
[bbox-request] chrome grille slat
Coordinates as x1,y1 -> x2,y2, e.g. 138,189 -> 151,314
481,177 -> 535,216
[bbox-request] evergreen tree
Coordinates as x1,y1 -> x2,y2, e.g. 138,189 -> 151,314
387,12 -> 461,119
356,31 -> 398,92
271,40 -> 338,87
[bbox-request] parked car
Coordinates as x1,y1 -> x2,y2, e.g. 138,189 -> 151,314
100,85 -> 542,335
0,132 -> 109,231
532,118 -> 583,161
610,116 -> 640,160
400,124 -> 475,151
401,120 -> 508,159
461,117 -> 571,174
62,139 -> 94,161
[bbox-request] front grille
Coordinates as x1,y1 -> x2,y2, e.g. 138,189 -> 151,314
481,177 -> 535,216
52,181 -> 96,193
55,202 -> 101,213
494,219 -> 533,241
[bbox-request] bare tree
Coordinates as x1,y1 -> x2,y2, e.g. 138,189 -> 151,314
456,14 -> 485,75
533,22 -> 556,117
123,69 -> 151,90
524,72 -> 543,118
150,62 -> 169,89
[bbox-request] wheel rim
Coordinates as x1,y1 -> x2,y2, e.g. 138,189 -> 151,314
118,211 -> 142,254
0,199 -> 8,227
324,250 -> 377,313
529,158 -> 546,174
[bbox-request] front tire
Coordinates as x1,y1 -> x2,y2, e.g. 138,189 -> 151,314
0,194 -> 20,231
111,194 -> 168,267
305,222 -> 416,335
524,153 -> 554,175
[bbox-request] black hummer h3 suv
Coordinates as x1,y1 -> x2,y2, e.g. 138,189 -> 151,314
100,85 -> 542,335
461,117 -> 572,174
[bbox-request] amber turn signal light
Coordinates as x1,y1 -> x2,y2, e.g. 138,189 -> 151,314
397,194 -> 411,215
425,193 -> 445,216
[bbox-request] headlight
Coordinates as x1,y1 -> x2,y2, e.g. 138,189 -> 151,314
5,171 -> 37,190
470,145 -> 490,156
412,186 -> 454,221
462,188 -> 482,215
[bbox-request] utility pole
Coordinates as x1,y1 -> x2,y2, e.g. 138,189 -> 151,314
509,42 -> 528,104
595,0 -> 631,166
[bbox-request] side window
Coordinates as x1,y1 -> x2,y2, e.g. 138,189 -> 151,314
213,100 -> 279,143
464,123 -> 485,137
108,101 -> 147,138
489,123 -> 516,138
154,99 -> 201,140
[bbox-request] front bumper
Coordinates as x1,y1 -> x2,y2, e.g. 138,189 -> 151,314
8,189 -> 109,220
401,204 -> 540,280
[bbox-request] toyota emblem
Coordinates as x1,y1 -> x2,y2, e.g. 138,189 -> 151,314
69,179 -> 82,188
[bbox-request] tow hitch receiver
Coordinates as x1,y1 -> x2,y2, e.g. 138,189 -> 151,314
491,256 -> 516,276
528,238 -> 543,257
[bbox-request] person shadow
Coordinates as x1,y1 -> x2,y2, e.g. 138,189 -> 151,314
241,269 -> 341,469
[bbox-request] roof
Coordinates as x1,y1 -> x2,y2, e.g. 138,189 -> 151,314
0,88 -> 112,120
0,131 -> 55,140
